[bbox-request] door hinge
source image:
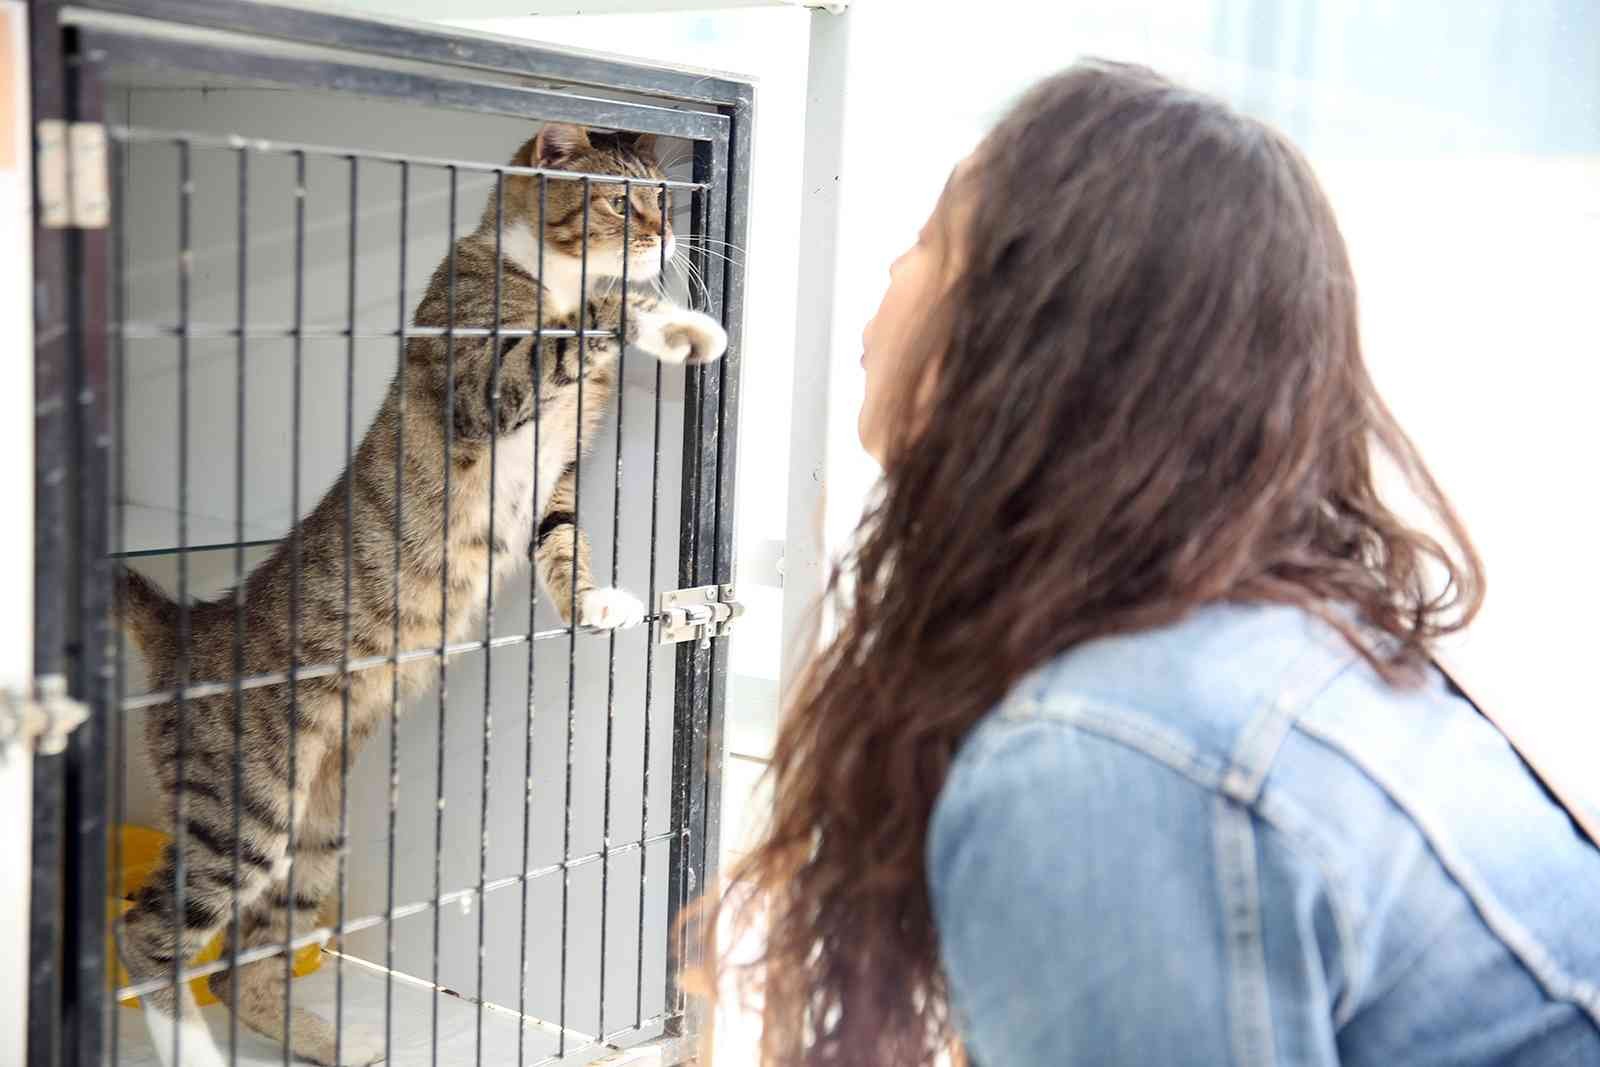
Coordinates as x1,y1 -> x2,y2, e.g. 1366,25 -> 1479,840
658,584 -> 744,649
0,675 -> 89,761
37,119 -> 109,230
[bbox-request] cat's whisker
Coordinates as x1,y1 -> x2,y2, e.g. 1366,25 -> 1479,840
679,237 -> 747,255
667,260 -> 703,303
676,240 -> 746,261
681,253 -> 711,287
680,247 -> 744,268
668,257 -> 712,306
675,236 -> 746,257
677,246 -> 744,273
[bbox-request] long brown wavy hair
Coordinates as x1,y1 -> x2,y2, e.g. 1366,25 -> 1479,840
701,60 -> 1483,1066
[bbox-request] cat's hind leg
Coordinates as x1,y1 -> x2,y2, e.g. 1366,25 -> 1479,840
208,751 -> 386,1066
119,821 -> 283,1065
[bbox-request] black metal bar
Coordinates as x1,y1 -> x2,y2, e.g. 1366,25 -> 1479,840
334,152 -> 359,1067
109,122 -> 129,1067
228,142 -> 250,1067
55,36 -> 114,1067
558,175 -> 592,1062
677,105 -> 752,1055
120,623 -> 659,712
665,159 -> 715,1027
172,132 -> 194,1067
63,0 -> 751,104
598,176 -> 633,1043
697,132 -> 732,912
667,122 -> 743,1047
27,4 -> 70,1060
517,173 -> 547,1067
475,169 -> 506,1067
110,126 -> 711,190
385,158 -> 409,1067
637,180 -> 669,1030
76,29 -> 729,142
430,165 -> 458,1067
282,146 -> 307,1067
109,538 -> 279,561
700,103 -> 751,955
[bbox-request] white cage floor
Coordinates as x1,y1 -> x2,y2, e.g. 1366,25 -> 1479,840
109,959 -> 640,1067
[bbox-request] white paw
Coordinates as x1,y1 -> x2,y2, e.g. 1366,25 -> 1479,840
636,309 -> 727,366
333,1024 -> 387,1065
578,587 -> 647,630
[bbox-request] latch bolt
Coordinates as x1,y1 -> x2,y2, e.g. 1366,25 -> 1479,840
0,675 -> 89,761
657,584 -> 744,648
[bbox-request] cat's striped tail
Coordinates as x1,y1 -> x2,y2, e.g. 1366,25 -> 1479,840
114,565 -> 179,672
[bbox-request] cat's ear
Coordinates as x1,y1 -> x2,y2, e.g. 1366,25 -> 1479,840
534,123 -> 591,167
631,133 -> 659,162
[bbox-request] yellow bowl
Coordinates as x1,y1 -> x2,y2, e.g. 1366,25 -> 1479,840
108,825 -> 321,1008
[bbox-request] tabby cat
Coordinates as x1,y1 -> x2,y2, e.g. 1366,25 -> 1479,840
116,123 -> 726,1067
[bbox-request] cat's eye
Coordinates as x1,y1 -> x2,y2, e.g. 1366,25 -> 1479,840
609,195 -> 629,214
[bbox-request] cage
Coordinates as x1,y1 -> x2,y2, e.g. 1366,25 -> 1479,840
25,1 -> 751,1064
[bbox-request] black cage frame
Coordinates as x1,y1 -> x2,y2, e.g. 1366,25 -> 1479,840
27,2 -> 750,1063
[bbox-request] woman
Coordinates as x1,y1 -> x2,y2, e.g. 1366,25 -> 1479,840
708,61 -> 1600,1065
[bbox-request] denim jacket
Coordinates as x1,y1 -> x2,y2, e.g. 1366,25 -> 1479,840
928,603 -> 1600,1066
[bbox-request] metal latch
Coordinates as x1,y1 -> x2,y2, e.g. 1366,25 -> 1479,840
37,120 -> 110,229
658,584 -> 744,648
0,675 -> 90,761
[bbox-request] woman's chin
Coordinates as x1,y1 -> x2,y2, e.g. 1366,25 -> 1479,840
857,413 -> 883,465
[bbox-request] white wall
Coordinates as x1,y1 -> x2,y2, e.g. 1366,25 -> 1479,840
1,4 -> 36,1061
812,0 -> 1600,794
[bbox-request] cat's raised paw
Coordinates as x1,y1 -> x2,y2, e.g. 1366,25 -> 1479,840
579,587 -> 647,630
638,309 -> 727,366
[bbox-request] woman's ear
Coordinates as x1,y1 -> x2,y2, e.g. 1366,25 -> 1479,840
534,123 -> 591,167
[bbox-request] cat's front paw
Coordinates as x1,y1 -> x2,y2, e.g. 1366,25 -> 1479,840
637,309 -> 727,366
578,587 -> 647,630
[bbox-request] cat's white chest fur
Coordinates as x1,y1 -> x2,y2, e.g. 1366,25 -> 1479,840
489,420 -> 567,558
500,224 -> 587,318
487,225 -> 589,556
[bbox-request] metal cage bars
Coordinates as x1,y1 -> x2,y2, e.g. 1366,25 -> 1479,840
28,3 -> 751,1064
103,132 -> 700,1060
